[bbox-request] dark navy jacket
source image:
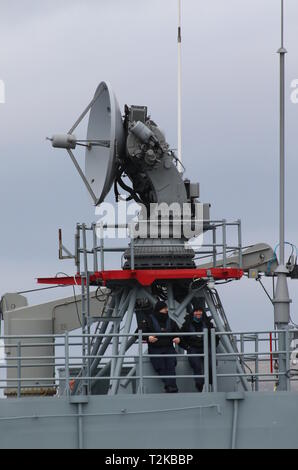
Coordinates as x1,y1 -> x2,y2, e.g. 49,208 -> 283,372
141,312 -> 180,349
180,313 -> 218,352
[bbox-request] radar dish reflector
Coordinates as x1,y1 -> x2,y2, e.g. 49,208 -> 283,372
85,81 -> 124,205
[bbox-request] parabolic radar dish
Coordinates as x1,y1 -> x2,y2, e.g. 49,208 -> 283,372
85,81 -> 125,205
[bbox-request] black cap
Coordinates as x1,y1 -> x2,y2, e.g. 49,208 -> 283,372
154,300 -> 168,313
190,297 -> 205,313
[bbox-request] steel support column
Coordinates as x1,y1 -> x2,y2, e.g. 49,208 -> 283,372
109,288 -> 137,395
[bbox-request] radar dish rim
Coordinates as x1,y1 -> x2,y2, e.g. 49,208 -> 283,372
85,81 -> 124,205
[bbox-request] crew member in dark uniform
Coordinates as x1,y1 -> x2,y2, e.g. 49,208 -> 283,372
180,301 -> 218,392
142,300 -> 180,393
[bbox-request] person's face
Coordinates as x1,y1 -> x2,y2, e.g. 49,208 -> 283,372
159,307 -> 168,314
193,309 -> 203,319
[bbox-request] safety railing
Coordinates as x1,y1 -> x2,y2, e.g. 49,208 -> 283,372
59,219 -> 242,272
0,328 -> 297,397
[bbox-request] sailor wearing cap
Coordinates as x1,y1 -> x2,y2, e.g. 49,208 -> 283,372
180,299 -> 218,392
142,300 -> 180,393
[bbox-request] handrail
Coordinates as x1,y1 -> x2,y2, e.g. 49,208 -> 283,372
67,219 -> 243,272
0,327 -> 297,397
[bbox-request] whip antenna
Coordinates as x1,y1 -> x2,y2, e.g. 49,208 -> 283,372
177,0 -> 183,173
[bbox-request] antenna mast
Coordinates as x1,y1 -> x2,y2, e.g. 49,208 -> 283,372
279,0 -> 286,265
274,0 -> 291,392
177,0 -> 183,173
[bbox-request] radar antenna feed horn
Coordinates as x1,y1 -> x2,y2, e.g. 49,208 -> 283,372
49,81 -> 125,206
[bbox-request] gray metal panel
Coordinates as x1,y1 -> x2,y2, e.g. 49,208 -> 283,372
1,393 -> 298,448
217,358 -> 239,392
135,356 -> 200,394
1,293 -> 28,312
199,243 -> 277,274
3,291 -> 109,334
5,318 -> 54,394
135,355 -> 239,394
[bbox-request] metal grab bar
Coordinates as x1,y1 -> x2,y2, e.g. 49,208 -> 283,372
68,219 -> 243,273
1,327 -> 297,397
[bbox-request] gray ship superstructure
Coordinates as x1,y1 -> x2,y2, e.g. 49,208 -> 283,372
1,0 -> 298,449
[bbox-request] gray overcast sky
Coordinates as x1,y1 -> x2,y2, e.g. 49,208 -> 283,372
0,0 -> 298,331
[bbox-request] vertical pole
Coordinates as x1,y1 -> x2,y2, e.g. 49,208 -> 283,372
167,282 -> 175,318
177,0 -> 183,173
81,223 -> 88,395
92,222 -> 98,273
81,276 -> 87,395
231,400 -> 239,449
130,223 -> 135,270
212,226 -> 217,267
17,341 -> 21,398
210,328 -> 217,392
222,220 -> 227,268
138,329 -> 144,394
82,224 -> 88,277
269,332 -> 273,374
277,326 -> 289,391
237,220 -> 242,268
274,0 -> 291,391
100,221 -> 104,271
86,272 -> 91,395
285,327 -> 290,391
65,332 -> 70,396
203,328 -> 209,392
240,334 -> 244,356
75,224 -> 81,274
279,0 -> 285,265
78,403 -> 83,449
255,334 -> 259,392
